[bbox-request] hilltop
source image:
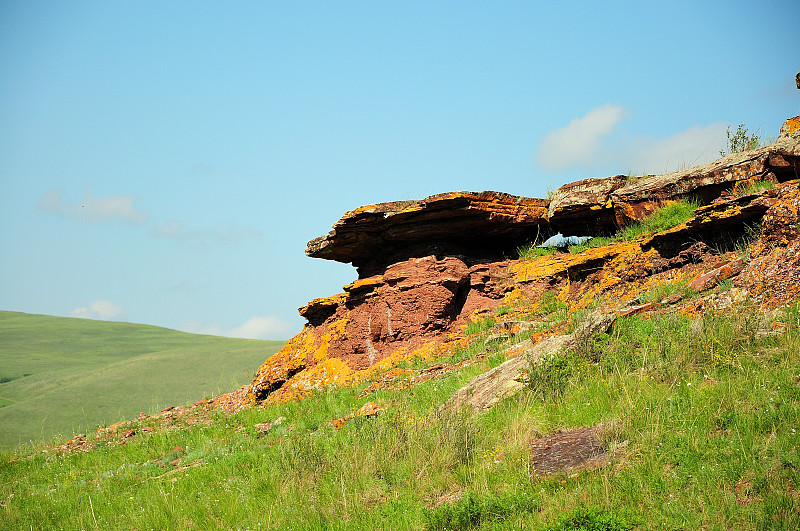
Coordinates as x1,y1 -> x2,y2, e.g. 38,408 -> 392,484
0,311 -> 283,449
1,118 -> 799,529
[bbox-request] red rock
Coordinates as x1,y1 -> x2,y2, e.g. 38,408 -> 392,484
247,254 -> 500,403
688,258 -> 745,292
612,133 -> 800,214
529,425 -> 610,476
738,180 -> 800,308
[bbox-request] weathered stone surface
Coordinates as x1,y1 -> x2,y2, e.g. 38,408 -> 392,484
643,187 -> 780,258
306,191 -> 548,277
439,310 -> 616,413
688,258 -> 744,292
779,116 -> 800,141
610,133 -> 800,216
547,174 -> 629,234
737,180 -> 800,308
529,425 -> 611,476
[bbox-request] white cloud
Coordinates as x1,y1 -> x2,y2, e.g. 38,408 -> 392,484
227,316 -> 294,340
38,188 -> 149,224
150,219 -> 263,247
182,315 -> 294,340
71,299 -> 126,320
536,104 -> 729,175
537,104 -> 627,172
623,122 -> 728,174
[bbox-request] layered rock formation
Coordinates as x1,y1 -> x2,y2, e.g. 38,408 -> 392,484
548,131 -> 800,234
231,117 -> 800,410
306,191 -> 549,277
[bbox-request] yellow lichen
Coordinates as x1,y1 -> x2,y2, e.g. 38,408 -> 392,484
781,116 -> 800,137
313,315 -> 349,362
344,275 -> 384,293
298,292 -> 347,317
503,287 -> 527,306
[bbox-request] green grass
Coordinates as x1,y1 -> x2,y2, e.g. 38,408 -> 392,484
636,279 -> 694,304
735,179 -> 776,197
0,311 -> 283,450
517,245 -> 557,260
566,200 -> 699,254
518,201 -> 700,258
1,301 -> 798,529
616,199 -> 698,240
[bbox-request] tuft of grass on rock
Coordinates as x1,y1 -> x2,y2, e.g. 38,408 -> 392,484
518,244 -> 558,260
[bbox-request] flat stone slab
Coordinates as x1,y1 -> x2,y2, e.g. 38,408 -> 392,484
306,190 -> 548,276
529,425 -> 609,476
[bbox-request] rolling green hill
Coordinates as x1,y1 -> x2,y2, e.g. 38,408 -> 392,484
0,311 -> 283,449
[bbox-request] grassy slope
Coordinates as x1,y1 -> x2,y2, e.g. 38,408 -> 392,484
0,311 -> 283,449
1,298 -> 797,530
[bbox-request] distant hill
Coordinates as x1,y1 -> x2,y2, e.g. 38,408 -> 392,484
0,311 -> 283,449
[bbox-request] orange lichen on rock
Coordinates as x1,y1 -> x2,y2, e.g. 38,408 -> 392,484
737,181 -> 800,308
688,258 -> 745,293
313,315 -> 349,362
224,119 -> 800,418
298,292 -> 348,321
267,357 -> 357,404
247,327 -> 316,402
778,116 -> 800,141
331,401 -> 384,429
509,243 -> 632,284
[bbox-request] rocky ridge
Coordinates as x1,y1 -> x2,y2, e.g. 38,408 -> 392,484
215,117 -> 800,414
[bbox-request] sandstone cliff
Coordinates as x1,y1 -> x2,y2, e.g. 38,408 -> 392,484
218,117 -> 800,412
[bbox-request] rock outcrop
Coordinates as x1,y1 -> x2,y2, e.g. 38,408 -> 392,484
306,191 -> 548,277
229,116 -> 800,411
549,132 -> 800,234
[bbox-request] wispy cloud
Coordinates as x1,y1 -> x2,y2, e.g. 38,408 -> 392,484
537,104 -> 627,172
624,123 -> 728,174
71,299 -> 126,320
227,316 -> 294,340
38,188 -> 149,224
150,219 -> 263,247
182,315 -> 294,340
536,104 -> 728,175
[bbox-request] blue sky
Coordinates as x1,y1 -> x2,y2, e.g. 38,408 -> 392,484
1,1 -> 798,340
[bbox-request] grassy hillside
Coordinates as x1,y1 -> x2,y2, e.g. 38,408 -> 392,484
0,311 -> 283,449
1,299 -> 798,529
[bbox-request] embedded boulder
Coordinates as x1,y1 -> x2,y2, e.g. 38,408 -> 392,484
306,191 -> 548,277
